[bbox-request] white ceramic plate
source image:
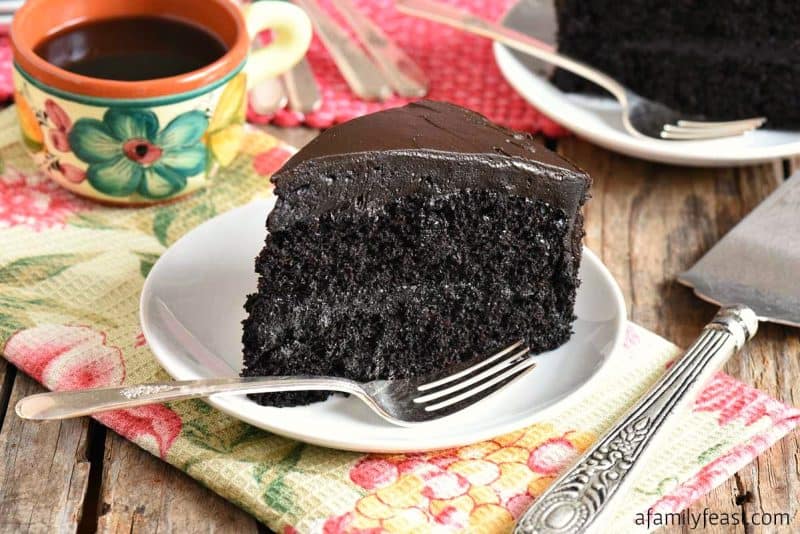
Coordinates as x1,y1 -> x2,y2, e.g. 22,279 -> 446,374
140,198 -> 626,452
494,0 -> 800,166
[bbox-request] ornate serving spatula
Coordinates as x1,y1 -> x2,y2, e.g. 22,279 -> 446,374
515,173 -> 800,533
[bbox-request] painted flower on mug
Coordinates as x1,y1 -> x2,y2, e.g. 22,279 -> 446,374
205,72 -> 247,167
68,108 -> 209,199
49,159 -> 87,184
15,91 -> 43,152
44,98 -> 73,152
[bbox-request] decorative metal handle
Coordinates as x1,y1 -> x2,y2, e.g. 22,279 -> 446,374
15,375 -> 361,420
514,305 -> 759,534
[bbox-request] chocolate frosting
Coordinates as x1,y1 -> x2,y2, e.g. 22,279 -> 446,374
268,100 -> 589,232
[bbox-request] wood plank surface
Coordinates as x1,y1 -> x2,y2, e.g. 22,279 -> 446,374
0,374 -> 91,534
93,431 -> 259,534
0,360 -> 12,435
559,137 -> 799,533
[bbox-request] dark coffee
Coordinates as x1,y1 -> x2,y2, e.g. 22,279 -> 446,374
34,16 -> 228,81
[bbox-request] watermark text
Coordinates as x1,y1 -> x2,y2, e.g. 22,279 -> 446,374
635,508 -> 792,530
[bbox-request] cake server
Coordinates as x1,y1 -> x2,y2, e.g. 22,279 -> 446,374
396,0 -> 766,141
679,172 -> 800,327
294,0 -> 393,101
16,341 -> 536,426
330,0 -> 428,97
513,178 -> 800,532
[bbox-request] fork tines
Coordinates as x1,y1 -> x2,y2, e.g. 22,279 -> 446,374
414,341 -> 535,412
660,117 -> 767,140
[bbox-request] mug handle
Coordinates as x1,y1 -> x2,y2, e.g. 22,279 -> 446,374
242,1 -> 313,89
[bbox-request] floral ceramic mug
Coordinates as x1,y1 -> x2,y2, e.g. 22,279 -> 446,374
10,0 -> 311,204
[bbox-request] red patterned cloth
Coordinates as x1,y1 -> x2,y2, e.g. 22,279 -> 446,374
248,0 -> 567,134
0,36 -> 13,102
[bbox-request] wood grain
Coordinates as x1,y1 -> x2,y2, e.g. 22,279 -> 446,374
0,375 -> 90,534
0,360 -> 12,434
560,137 -> 799,533
93,430 -> 258,534
789,157 -> 800,175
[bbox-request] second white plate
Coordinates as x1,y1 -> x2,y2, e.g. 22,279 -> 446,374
494,0 -> 800,166
140,198 -> 626,452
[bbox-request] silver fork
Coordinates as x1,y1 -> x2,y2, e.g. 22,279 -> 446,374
396,0 -> 766,141
15,341 -> 534,426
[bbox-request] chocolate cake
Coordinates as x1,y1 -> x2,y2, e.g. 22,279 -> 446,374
242,101 -> 591,407
553,1 -> 800,128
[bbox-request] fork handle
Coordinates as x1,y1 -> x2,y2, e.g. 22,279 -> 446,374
514,305 -> 758,534
331,0 -> 428,97
15,376 -> 361,420
294,0 -> 393,101
395,0 -> 628,102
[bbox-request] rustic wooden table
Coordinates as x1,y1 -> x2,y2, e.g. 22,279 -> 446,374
0,126 -> 797,533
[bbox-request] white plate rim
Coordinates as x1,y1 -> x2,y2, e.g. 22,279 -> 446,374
493,0 -> 800,167
140,200 -> 628,453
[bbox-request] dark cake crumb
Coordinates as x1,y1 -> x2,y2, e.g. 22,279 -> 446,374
243,190 -> 579,407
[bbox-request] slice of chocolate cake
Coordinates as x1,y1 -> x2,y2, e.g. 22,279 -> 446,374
242,101 -> 591,407
553,0 -> 800,128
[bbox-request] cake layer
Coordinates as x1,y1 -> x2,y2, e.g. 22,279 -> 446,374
553,38 -> 800,127
269,101 -> 587,233
555,0 -> 800,40
243,190 -> 579,406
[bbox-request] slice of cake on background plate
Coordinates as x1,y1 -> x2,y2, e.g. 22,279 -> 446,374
242,101 -> 591,407
553,0 -> 800,128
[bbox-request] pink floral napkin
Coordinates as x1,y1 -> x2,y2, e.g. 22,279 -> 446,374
0,106 -> 796,532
